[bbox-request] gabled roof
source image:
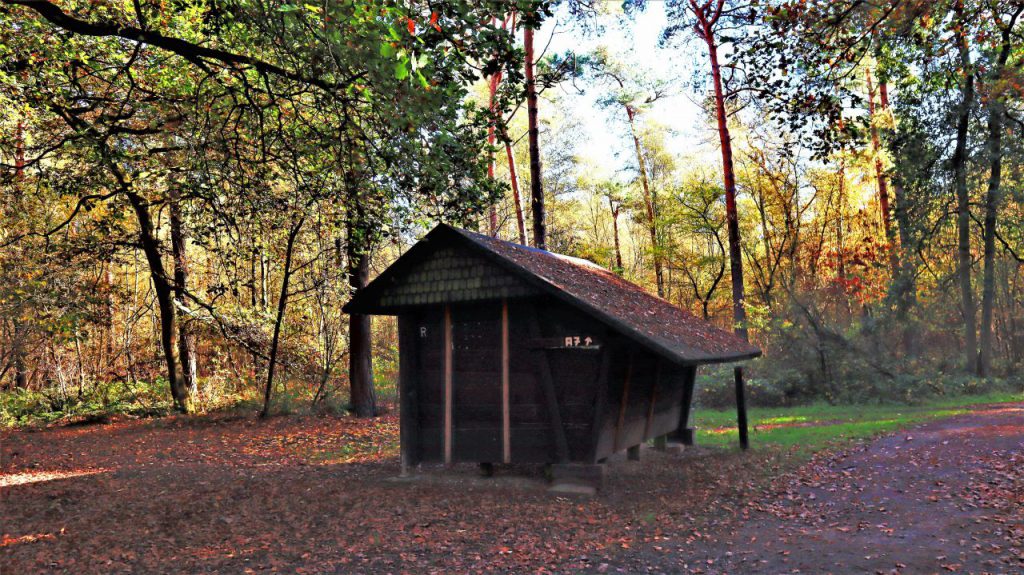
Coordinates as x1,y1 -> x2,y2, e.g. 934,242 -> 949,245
344,224 -> 761,365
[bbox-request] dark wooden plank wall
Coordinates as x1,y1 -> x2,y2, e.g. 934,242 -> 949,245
398,315 -> 420,469
415,307 -> 445,462
522,300 -> 606,462
403,296 -> 694,464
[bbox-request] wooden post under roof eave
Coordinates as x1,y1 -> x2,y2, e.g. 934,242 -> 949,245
735,366 -> 749,450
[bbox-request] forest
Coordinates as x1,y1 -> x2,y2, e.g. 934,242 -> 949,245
1,0 -> 1022,423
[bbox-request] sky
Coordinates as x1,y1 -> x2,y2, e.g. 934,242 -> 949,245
537,3 -> 720,180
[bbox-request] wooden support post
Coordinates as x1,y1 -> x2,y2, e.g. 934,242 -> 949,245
643,360 -> 661,442
398,316 -> 419,475
587,348 -> 611,463
444,304 -> 453,465
735,366 -> 749,450
526,305 -> 570,463
676,366 -> 696,446
613,350 -> 635,453
501,299 -> 511,464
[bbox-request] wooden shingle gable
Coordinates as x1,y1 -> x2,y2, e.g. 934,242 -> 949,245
378,247 -> 538,308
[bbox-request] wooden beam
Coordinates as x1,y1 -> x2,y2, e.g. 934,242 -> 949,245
613,350 -> 635,453
501,299 -> 511,464
735,366 -> 749,450
444,304 -> 453,465
525,304 -> 570,463
398,315 -> 420,474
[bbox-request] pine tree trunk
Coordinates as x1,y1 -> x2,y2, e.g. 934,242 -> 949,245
609,199 -> 623,274
506,140 -> 527,245
486,54 -> 503,235
865,69 -> 895,269
524,24 -> 545,250
625,105 -> 664,297
700,24 -> 748,341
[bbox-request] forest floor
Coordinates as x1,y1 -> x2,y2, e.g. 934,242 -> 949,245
1,399 -> 1021,574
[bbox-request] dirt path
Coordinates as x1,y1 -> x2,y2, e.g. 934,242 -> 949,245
614,403 -> 1024,574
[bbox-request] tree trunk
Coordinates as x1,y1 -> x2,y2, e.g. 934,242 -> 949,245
864,70 -> 897,278
524,24 -> 545,250
626,105 -> 664,298
11,320 -> 28,389
125,192 -> 187,411
979,100 -> 1003,377
609,198 -> 623,274
12,108 -> 27,389
169,192 -> 197,409
865,69 -> 894,260
347,241 -> 377,417
506,140 -> 527,245
977,8 -> 1018,376
486,46 -> 503,235
699,20 -> 748,341
836,162 -> 847,284
261,219 -> 303,417
878,81 -> 918,355
102,263 -> 115,370
953,7 -> 978,373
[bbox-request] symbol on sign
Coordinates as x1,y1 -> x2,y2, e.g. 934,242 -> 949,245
420,327 -> 428,338
562,336 -> 595,347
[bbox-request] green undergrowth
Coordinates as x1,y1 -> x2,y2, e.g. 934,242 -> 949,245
692,391 -> 1022,451
0,379 -> 177,428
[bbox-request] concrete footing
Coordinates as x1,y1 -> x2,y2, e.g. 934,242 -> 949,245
548,463 -> 604,496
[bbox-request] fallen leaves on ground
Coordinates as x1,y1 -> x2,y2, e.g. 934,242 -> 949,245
2,403 -> 1021,574
0,411 -> 788,574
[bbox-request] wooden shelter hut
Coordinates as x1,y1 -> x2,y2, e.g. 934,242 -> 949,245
344,224 -> 761,477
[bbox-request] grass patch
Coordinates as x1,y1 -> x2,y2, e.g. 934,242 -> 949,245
693,391 -> 1022,451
